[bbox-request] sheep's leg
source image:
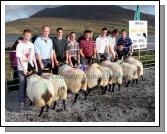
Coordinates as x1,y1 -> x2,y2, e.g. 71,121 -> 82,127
83,91 -> 87,100
141,75 -> 144,81
108,84 -> 112,92
63,100 -> 66,110
52,101 -> 57,110
86,89 -> 92,96
118,84 -> 121,92
125,80 -> 130,87
135,79 -> 138,84
104,86 -> 108,94
46,104 -> 49,112
111,83 -> 115,92
38,106 -> 45,117
101,86 -> 105,95
132,79 -> 135,84
72,93 -> 79,104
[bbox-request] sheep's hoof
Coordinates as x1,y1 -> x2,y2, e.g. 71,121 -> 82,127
38,107 -> 45,117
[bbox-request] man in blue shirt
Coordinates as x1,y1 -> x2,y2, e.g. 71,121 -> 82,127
34,25 -> 54,71
117,30 -> 132,56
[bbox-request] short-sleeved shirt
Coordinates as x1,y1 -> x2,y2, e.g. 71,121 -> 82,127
117,37 -> 132,52
16,41 -> 35,71
107,36 -> 117,50
68,40 -> 80,60
52,37 -> 70,61
34,36 -> 53,60
79,38 -> 96,57
96,36 -> 109,54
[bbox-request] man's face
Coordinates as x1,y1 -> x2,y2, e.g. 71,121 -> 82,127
23,33 -> 31,42
70,33 -> 76,41
121,31 -> 126,39
42,27 -> 50,37
57,30 -> 63,37
84,33 -> 91,40
115,32 -> 119,37
101,30 -> 107,37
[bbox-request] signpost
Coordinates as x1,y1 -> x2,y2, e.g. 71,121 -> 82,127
129,20 -> 148,50
129,5 -> 148,59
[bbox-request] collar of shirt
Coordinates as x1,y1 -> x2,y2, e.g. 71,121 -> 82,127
98,35 -> 107,40
41,36 -> 50,41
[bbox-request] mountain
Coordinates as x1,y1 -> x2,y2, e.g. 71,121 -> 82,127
30,5 -> 155,27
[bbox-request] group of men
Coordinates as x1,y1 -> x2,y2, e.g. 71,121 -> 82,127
13,25 -> 132,109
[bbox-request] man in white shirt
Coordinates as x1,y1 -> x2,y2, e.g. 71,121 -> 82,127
107,29 -> 119,61
34,26 -> 54,72
16,29 -> 38,111
96,28 -> 112,62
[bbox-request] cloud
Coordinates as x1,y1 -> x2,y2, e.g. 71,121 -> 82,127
5,5 -> 60,22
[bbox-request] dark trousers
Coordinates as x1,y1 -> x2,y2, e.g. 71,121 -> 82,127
18,70 -> 26,103
80,56 -> 92,65
71,57 -> 78,66
52,57 -> 65,74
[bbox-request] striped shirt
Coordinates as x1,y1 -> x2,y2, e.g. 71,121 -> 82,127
68,40 -> 80,60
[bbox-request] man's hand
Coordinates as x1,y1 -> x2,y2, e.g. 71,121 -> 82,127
40,63 -> 44,70
65,60 -> 68,64
23,70 -> 27,75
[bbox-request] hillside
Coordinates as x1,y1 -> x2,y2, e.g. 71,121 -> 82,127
6,5 -> 155,35
31,5 -> 155,27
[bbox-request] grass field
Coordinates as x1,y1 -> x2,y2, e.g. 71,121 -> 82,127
6,17 -> 155,35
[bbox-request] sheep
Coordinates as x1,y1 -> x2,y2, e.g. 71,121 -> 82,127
26,74 -> 55,117
116,60 -> 139,87
100,60 -> 123,92
58,64 -> 87,104
98,65 -> 113,94
124,56 -> 144,80
44,74 -> 68,111
86,63 -> 113,94
82,63 -> 103,96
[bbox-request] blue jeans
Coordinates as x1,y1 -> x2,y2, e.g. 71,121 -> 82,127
18,70 -> 26,103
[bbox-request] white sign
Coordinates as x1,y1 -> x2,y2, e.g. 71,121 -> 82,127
129,21 -> 147,49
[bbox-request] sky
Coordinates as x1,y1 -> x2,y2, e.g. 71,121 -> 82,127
5,5 -> 155,22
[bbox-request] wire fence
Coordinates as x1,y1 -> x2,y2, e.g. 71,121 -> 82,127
5,44 -> 155,92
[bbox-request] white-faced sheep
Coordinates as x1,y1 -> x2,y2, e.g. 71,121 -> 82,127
124,56 -> 144,80
116,60 -> 139,87
100,60 -> 123,92
26,74 -> 55,116
58,64 -> 87,104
